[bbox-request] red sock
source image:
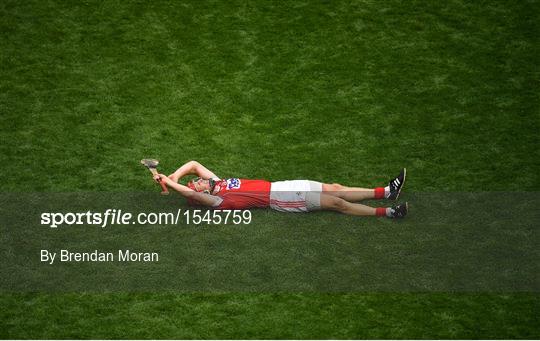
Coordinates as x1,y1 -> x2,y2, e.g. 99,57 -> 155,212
374,187 -> 385,199
375,207 -> 387,217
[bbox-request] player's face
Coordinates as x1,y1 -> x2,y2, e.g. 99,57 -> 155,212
194,178 -> 211,192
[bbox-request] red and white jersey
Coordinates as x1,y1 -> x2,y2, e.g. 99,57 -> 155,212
212,178 -> 271,209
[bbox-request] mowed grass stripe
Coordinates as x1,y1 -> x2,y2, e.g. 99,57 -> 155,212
1,293 -> 538,339
0,1 -> 537,191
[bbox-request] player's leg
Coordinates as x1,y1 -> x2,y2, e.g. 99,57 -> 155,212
319,193 -> 408,218
320,193 -> 375,215
322,168 -> 407,202
322,183 -> 375,202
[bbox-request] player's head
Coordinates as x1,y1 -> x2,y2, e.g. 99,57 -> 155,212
188,177 -> 215,194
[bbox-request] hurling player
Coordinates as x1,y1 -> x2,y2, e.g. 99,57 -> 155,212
153,160 -> 407,218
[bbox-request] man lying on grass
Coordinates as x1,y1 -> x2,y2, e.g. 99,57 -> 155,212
153,160 -> 408,218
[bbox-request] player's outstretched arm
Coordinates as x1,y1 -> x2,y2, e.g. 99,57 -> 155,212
168,160 -> 218,183
155,174 -> 220,207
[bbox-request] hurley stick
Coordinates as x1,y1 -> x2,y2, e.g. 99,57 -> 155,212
140,159 -> 169,195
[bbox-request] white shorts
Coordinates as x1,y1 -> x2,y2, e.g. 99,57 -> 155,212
269,180 -> 323,212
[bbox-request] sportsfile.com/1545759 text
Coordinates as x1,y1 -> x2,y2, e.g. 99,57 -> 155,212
40,209 -> 252,228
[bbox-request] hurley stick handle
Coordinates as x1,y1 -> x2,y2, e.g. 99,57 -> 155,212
150,168 -> 169,195
141,159 -> 169,195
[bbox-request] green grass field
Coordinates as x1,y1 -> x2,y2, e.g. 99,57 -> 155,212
1,0 -> 539,338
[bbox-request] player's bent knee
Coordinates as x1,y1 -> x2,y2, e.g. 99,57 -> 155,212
333,183 -> 345,191
323,183 -> 344,192
321,195 -> 348,212
334,198 -> 349,212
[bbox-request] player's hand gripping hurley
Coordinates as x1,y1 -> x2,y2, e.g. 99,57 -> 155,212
140,158 -> 169,195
